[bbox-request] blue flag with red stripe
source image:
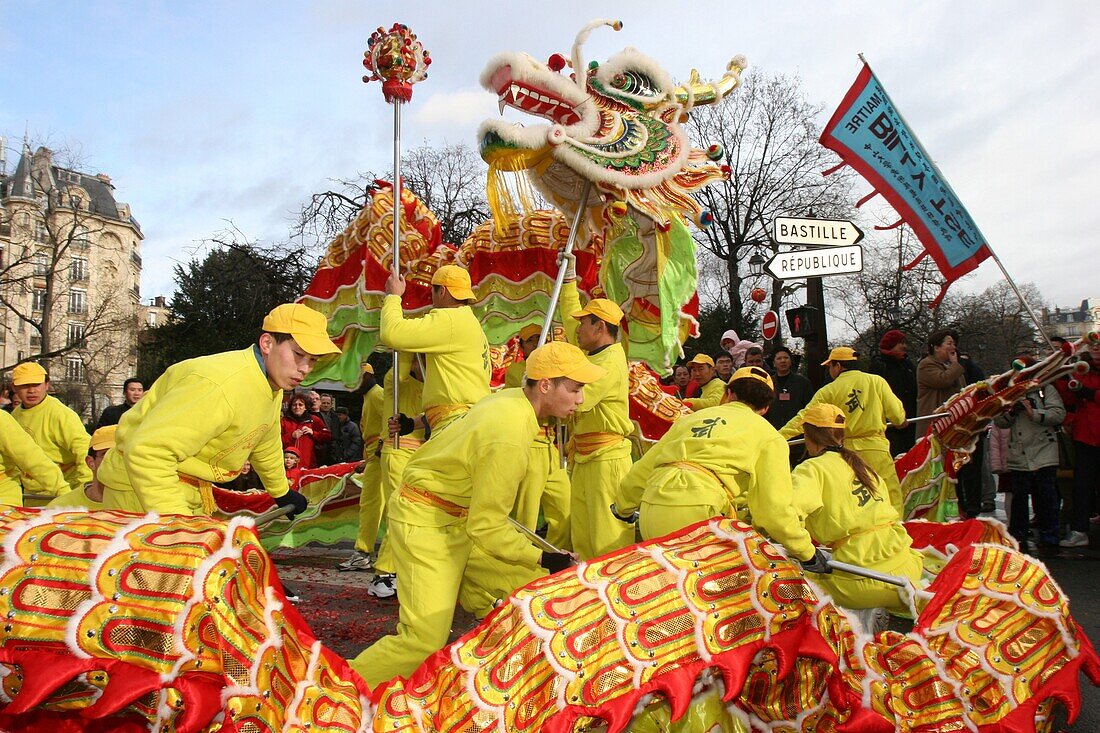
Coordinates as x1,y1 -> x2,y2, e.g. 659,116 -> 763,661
820,63 -> 991,306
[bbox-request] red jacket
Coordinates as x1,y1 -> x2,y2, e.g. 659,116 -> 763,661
280,414 -> 332,469
1065,355 -> 1100,447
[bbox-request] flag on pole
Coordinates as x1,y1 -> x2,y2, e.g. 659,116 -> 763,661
820,62 -> 992,306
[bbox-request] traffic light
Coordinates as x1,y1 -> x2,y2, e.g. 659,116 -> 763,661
785,306 -> 819,338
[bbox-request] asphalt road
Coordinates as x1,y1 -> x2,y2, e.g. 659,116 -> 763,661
272,524 -> 1100,731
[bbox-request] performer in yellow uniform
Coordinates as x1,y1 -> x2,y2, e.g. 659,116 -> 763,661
11,362 -> 92,495
368,352 -> 426,598
683,354 -> 726,411
503,323 -> 571,550
790,404 -> 923,613
780,347 -> 908,514
98,304 -> 340,515
339,363 -> 387,572
558,277 -> 635,560
380,265 -> 490,434
348,341 -> 604,687
48,425 -> 117,509
0,406 -> 67,504
612,367 -> 818,568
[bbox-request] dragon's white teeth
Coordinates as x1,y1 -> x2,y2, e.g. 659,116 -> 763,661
498,98 -> 507,115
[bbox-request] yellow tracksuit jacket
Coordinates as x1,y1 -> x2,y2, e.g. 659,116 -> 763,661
779,369 -> 907,513
379,295 -> 490,432
13,395 -> 92,494
615,401 -> 815,561
684,376 -> 726,411
790,451 -> 923,611
0,408 -> 68,504
354,383 -> 386,555
502,357 -> 571,549
349,388 -> 544,686
558,280 -> 635,559
98,346 -> 289,515
373,362 -> 426,575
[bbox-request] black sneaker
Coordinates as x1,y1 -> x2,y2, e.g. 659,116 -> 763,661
282,583 -> 301,602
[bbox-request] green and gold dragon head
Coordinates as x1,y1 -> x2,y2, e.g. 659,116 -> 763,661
478,18 -> 745,228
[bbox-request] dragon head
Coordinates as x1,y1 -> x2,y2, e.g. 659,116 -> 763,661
478,19 -> 744,227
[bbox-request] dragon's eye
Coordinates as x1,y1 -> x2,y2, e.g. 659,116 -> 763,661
612,74 -> 627,88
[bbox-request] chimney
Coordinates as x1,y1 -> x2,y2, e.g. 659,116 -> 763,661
154,295 -> 166,308
96,173 -> 114,189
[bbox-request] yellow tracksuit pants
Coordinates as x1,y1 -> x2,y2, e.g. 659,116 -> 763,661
373,446 -> 415,575
0,476 -> 21,506
348,519 -> 471,687
570,443 -> 635,560
457,439 -> 558,617
353,456 -> 384,554
102,486 -> 157,513
808,548 -> 922,612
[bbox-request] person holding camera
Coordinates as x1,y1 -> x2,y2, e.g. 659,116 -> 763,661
994,363 -> 1065,553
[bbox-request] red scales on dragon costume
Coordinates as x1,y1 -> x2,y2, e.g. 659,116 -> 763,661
0,19 -> 1096,733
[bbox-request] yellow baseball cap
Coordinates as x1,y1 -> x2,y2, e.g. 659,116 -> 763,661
571,298 -> 624,326
518,323 -> 542,341
821,346 -> 859,365
687,354 -> 714,367
803,404 -> 846,428
729,365 -> 774,391
525,342 -> 606,383
432,265 -> 475,301
89,425 -> 118,452
262,304 -> 341,356
361,362 -> 374,375
11,362 -> 47,386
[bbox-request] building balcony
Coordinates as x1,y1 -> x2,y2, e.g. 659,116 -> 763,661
130,251 -> 142,269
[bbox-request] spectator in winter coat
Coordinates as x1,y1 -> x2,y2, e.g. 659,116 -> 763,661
916,330 -> 966,418
869,330 -> 918,456
1061,339 -> 1100,548
281,392 -> 332,469
994,370 -> 1065,552
765,346 -> 813,431
95,378 -> 145,429
334,407 -> 364,463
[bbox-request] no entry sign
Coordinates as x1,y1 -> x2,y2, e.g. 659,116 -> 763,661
762,310 -> 779,340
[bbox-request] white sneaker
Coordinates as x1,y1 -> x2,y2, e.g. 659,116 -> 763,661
368,573 -> 397,598
1060,530 -> 1090,548
337,550 -> 374,572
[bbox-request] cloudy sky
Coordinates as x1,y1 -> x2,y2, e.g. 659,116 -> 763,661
3,1 -> 1098,309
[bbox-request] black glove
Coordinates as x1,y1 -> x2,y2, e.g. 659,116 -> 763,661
799,548 -> 832,575
540,552 -> 574,574
395,413 -> 416,435
275,490 -> 308,519
610,503 -> 639,524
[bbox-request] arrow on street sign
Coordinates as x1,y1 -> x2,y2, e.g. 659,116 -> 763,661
773,216 -> 864,247
765,245 -> 864,280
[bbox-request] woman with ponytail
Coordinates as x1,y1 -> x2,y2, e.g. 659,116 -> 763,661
791,404 -> 923,613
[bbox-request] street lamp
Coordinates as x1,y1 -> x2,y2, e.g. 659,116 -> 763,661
748,253 -> 766,277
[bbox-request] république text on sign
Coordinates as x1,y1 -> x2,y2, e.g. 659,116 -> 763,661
772,216 -> 864,247
764,245 -> 864,280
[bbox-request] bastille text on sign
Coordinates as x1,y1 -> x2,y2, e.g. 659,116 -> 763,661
772,217 -> 864,247
765,245 -> 863,280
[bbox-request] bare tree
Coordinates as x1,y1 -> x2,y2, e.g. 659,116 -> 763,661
293,141 -> 490,249
687,71 -> 855,342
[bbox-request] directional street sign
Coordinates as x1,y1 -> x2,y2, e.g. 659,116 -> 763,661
761,310 -> 779,341
765,245 -> 864,280
773,216 -> 863,247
